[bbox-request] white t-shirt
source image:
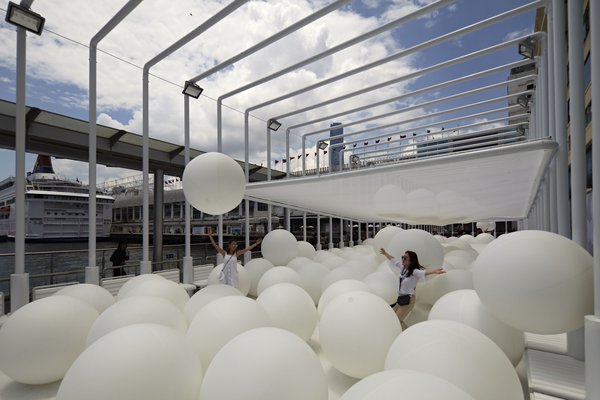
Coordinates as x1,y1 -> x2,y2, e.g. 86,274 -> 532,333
222,254 -> 239,288
390,258 -> 426,295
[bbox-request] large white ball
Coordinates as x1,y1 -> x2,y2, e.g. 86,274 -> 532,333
363,271 -> 398,305
297,262 -> 331,304
313,250 -> 334,263
321,266 -> 367,292
418,269 -> 473,306
386,229 -> 444,268
261,229 -> 298,266
297,241 -> 317,259
320,291 -> 401,378
119,278 -> 189,311
55,283 -> 114,314
444,249 -> 477,270
317,279 -> 372,317
320,255 -> 346,270
0,296 -> 98,384
244,258 -> 274,296
429,290 -> 525,365
256,266 -> 301,295
117,273 -> 164,300
473,232 -> 495,243
200,327 -> 327,400
287,256 -> 314,271
206,262 -> 251,295
373,225 -> 403,251
472,230 -> 593,334
86,295 -> 187,345
186,296 -> 271,369
257,283 -> 317,341
385,320 -> 523,400
182,152 -> 245,215
184,284 -> 242,323
339,369 -> 475,400
57,324 -> 202,400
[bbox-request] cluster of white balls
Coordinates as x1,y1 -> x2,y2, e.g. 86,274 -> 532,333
0,226 -> 593,400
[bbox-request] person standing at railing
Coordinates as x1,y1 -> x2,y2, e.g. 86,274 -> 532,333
110,241 -> 129,277
207,227 -> 262,288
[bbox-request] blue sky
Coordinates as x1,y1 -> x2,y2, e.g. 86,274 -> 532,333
0,0 -> 536,182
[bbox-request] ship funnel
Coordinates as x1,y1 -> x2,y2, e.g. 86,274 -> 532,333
32,155 -> 55,174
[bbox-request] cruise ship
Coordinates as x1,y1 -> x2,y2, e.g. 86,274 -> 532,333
0,155 -> 114,241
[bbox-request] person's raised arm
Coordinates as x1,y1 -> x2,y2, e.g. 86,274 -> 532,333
207,227 -> 225,256
236,237 -> 262,257
425,268 -> 446,276
380,248 -> 394,260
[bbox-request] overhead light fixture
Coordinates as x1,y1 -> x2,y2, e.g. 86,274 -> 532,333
517,94 -> 530,109
516,125 -> 526,135
5,2 -> 45,35
518,37 -> 535,59
317,141 -> 328,150
350,154 -> 360,165
182,81 -> 203,98
268,119 -> 282,131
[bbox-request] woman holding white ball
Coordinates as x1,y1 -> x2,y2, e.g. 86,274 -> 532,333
380,248 -> 445,329
208,227 -> 262,288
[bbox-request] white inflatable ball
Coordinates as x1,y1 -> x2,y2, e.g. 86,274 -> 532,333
446,236 -> 458,242
57,324 -> 202,400
257,283 -> 317,341
374,225 -> 403,251
429,290 -> 525,365
261,229 -> 298,266
433,234 -> 447,243
444,250 -> 477,270
86,295 -> 187,346
329,248 -> 343,256
363,271 -> 398,305
320,291 -> 401,378
297,262 -> 331,304
343,259 -> 376,278
297,241 -> 317,259
418,269 -> 473,307
373,184 -> 406,217
443,240 -> 473,252
459,234 -> 475,243
339,247 -> 358,260
473,232 -> 495,243
386,229 -> 444,268
339,369 -> 475,400
362,238 -> 376,247
0,296 -> 98,384
117,273 -> 164,300
470,243 -> 489,254
385,320 -> 523,400
200,327 -> 327,400
182,151 -> 245,215
241,258 -> 272,296
119,278 -> 189,311
376,259 -> 401,276
55,283 -> 114,314
207,262 -> 251,295
256,266 -> 301,295
321,266 -> 368,293
187,296 -> 271,369
287,256 -> 314,271
320,255 -> 346,270
318,279 -> 372,317
184,284 -> 243,323
313,250 -> 334,263
473,230 -> 593,334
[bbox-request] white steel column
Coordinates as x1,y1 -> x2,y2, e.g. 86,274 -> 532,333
349,221 -> 354,247
339,218 -> 344,248
358,222 -> 362,244
11,11 -> 29,311
552,0 -> 571,238
303,212 -> 307,241
547,4 -> 558,233
328,217 -> 333,249
567,0 -> 587,361
568,0 -> 587,247
585,0 -> 600,397
183,96 -> 193,283
316,215 -> 322,250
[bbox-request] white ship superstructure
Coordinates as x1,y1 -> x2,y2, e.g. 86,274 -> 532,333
0,155 -> 114,241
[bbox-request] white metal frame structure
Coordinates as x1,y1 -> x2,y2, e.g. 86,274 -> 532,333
4,0 -> 599,397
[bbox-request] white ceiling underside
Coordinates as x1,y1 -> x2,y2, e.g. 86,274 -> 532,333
246,139 -> 557,225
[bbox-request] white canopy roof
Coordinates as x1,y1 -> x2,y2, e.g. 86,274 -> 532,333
246,139 -> 557,224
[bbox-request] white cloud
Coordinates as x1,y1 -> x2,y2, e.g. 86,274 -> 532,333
503,27 -> 532,41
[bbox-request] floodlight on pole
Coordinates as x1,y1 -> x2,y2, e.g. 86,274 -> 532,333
268,119 -> 282,131
518,37 -> 535,59
351,154 -> 360,164
517,94 -> 530,108
318,140 -> 328,150
182,81 -> 203,98
5,2 -> 45,35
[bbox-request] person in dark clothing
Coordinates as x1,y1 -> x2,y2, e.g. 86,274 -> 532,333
110,241 -> 129,277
